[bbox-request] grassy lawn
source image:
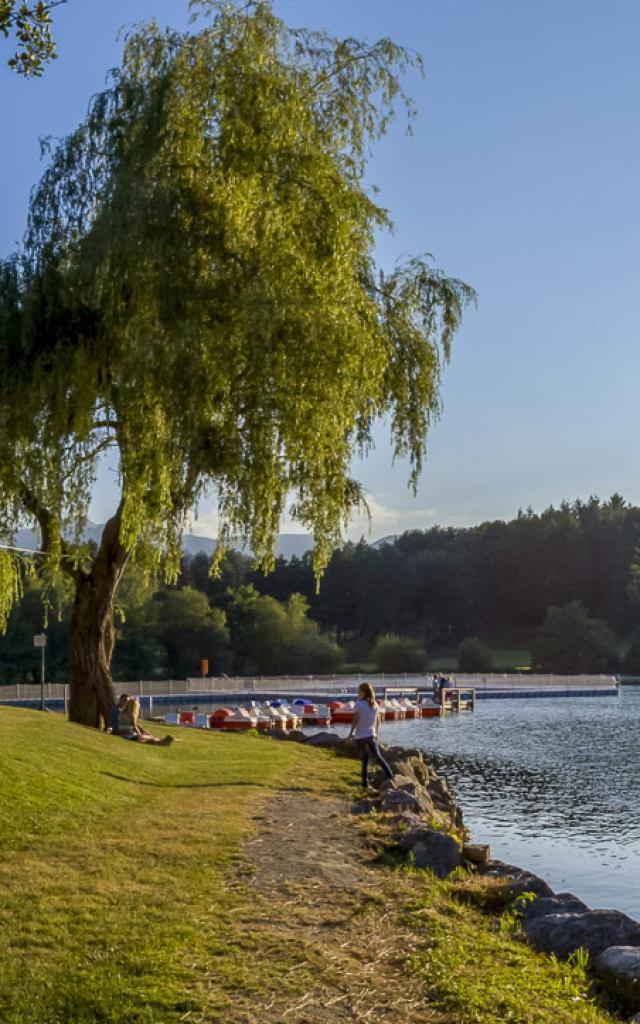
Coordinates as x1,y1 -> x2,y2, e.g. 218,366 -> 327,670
0,707 -> 353,1023
430,647 -> 532,673
0,708 -> 625,1024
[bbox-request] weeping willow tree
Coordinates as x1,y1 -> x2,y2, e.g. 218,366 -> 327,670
0,0 -> 475,726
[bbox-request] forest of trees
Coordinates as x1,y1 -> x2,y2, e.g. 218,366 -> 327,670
2,494 -> 640,682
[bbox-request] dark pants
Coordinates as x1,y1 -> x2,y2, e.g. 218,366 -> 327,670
355,737 -> 394,788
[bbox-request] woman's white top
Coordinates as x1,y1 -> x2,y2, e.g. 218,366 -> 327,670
353,698 -> 379,739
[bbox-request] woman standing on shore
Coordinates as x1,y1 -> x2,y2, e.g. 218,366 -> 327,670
348,683 -> 394,790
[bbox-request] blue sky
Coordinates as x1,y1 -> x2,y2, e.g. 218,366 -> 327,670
2,0 -> 639,540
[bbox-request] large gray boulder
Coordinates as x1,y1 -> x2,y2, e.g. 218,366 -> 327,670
383,745 -> 425,764
303,731 -> 341,749
387,811 -> 426,832
351,798 -> 376,816
594,946 -> 640,1008
410,829 -> 462,878
524,910 -> 640,959
429,775 -> 452,802
477,861 -> 554,901
520,892 -> 590,921
392,777 -> 434,814
380,786 -> 423,815
463,843 -> 492,865
283,728 -> 306,742
406,757 -> 431,786
398,825 -> 444,852
388,758 -> 420,785
427,775 -> 463,828
333,737 -> 360,759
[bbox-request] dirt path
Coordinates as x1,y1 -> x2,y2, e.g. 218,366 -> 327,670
228,790 -> 447,1023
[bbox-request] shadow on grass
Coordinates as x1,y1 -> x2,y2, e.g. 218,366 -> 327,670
102,771 -> 270,789
101,773 -> 327,794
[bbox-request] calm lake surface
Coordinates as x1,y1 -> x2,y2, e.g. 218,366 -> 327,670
383,687 -> 640,919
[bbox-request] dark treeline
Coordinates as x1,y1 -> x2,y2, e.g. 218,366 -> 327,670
3,494 -> 640,682
244,494 -> 640,643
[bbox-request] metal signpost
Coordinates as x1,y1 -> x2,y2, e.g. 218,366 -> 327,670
33,633 -> 46,711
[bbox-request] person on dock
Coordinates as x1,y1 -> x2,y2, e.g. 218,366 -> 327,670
437,675 -> 451,703
118,697 -> 174,746
348,683 -> 394,790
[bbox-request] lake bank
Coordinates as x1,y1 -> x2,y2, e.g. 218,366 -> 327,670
4,680 -> 632,919
0,708 -> 626,1023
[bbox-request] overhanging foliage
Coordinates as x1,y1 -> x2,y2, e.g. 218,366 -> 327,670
0,0 -> 65,75
0,1 -> 474,721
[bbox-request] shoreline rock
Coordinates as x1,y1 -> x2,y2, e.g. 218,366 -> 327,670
524,909 -> 640,959
594,946 -> 640,1010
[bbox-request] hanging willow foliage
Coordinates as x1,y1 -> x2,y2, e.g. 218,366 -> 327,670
0,550 -> 24,633
0,1 -> 475,665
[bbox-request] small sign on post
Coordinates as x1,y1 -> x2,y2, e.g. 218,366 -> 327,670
33,634 -> 46,711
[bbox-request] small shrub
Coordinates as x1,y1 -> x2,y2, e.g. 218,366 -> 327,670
532,601 -> 617,673
622,629 -> 640,674
373,633 -> 428,673
457,636 -> 492,673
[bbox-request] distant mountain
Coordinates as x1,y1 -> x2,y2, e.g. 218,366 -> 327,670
182,532 -> 313,560
180,533 -> 217,557
371,534 -> 398,549
12,523 -> 105,552
8,524 -> 314,562
273,534 -> 314,560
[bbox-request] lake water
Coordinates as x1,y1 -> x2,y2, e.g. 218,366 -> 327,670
383,687 -> 640,920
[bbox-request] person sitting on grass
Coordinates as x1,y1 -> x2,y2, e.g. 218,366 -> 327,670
118,697 -> 174,746
348,682 -> 394,790
106,692 -> 129,735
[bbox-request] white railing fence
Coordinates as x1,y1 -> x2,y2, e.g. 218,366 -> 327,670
0,672 -> 619,702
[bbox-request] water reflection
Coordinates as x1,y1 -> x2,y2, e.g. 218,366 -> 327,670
382,688 -> 640,917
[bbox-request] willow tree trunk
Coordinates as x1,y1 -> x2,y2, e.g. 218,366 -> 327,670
67,508 -> 129,727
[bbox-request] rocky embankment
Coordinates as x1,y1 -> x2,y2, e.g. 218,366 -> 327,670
267,728 -> 640,1019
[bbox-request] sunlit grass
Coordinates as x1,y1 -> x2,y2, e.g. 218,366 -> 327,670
429,647 -> 532,672
404,871 -> 618,1024
0,708 -> 354,1023
0,707 -> 623,1024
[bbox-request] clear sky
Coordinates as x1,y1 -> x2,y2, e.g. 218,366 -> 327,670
2,0 -> 639,541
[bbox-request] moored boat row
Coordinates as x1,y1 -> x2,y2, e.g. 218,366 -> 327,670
329,697 -> 443,722
162,695 -> 444,731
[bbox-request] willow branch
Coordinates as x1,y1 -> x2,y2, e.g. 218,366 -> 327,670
91,419 -> 118,431
60,437 -> 116,481
18,479 -> 82,583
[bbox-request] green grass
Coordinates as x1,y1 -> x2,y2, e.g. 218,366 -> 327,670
0,708 -> 625,1024
404,872 -> 618,1024
429,646 -> 532,673
0,707 -> 354,1023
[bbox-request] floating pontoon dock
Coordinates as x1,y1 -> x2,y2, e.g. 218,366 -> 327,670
0,673 -> 619,713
